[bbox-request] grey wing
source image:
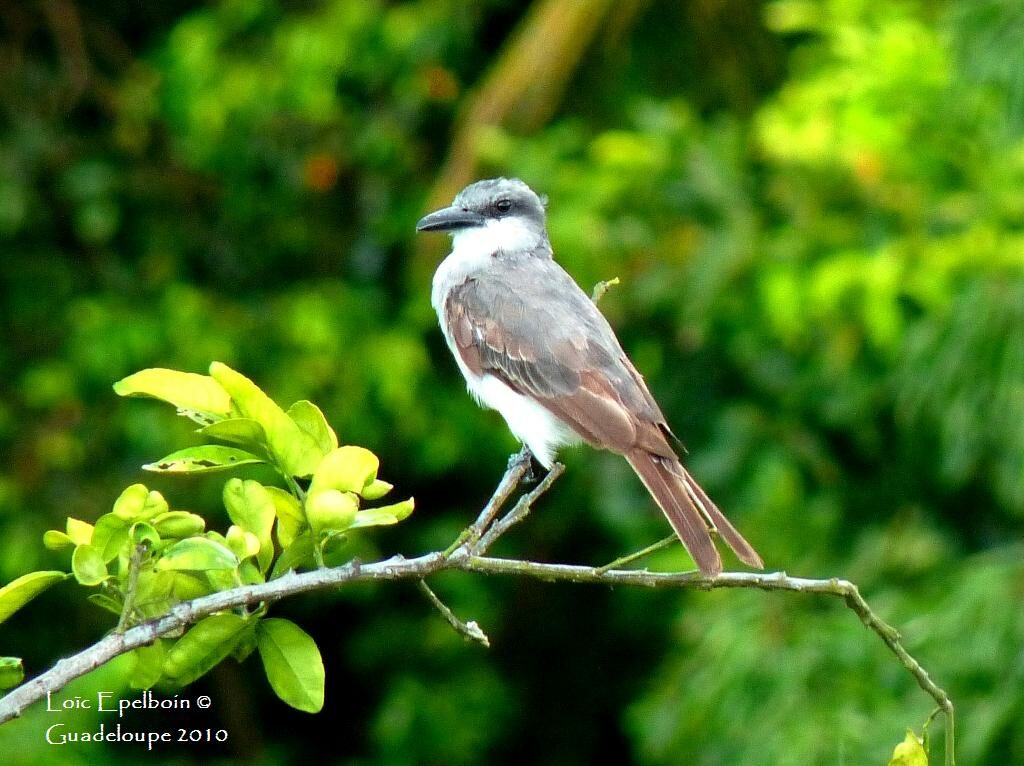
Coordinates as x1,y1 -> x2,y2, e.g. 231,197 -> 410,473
445,257 -> 676,458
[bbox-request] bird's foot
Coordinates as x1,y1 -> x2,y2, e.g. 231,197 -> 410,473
506,446 -> 537,483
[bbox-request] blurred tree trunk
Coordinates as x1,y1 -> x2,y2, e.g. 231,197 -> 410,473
423,0 -> 645,218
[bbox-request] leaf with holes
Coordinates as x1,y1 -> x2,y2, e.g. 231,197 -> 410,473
114,368 -> 232,423
144,446 -> 265,473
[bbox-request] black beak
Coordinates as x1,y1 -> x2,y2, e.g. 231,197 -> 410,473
416,205 -> 485,232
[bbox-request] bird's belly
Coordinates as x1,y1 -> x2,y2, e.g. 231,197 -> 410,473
467,372 -> 575,468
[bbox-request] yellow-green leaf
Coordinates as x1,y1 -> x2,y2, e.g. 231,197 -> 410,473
113,368 -> 232,423
133,570 -> 175,617
888,729 -> 928,766
223,479 -> 276,573
163,614 -> 247,687
143,445 -> 265,473
306,489 -> 358,534
209,362 -> 322,477
360,479 -> 393,500
226,525 -> 261,560
266,486 -> 305,548
66,518 -> 93,546
256,618 -> 324,713
309,446 -> 380,496
152,511 -> 206,539
129,522 -> 160,548
88,592 -> 124,615
0,571 -> 67,624
111,484 -> 149,520
231,624 -> 259,664
270,534 -> 316,578
0,657 -> 24,690
72,545 -> 108,586
287,400 -> 338,455
91,513 -> 130,562
156,537 -> 238,572
350,498 -> 415,529
199,418 -> 267,449
43,530 -> 74,551
130,641 -> 165,690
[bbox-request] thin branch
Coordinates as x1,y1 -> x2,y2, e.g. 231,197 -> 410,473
596,533 -> 676,574
444,445 -> 534,556
0,451 -> 956,766
114,543 -> 146,633
460,556 -> 955,766
0,551 -> 447,725
416,579 -> 490,647
475,461 -> 565,553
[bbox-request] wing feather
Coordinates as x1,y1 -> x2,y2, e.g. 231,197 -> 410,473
441,253 -> 762,571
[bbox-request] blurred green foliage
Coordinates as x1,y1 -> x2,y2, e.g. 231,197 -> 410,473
1,0 -> 1022,764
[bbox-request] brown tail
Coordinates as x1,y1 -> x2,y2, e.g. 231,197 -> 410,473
626,450 -> 764,575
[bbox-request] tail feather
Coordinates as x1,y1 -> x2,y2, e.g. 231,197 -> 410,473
679,465 -> 764,569
626,450 -> 763,574
627,451 -> 722,574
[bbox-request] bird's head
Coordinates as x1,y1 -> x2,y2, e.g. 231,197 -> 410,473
416,177 -> 548,253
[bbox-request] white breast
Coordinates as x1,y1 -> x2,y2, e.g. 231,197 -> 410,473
431,221 -> 574,467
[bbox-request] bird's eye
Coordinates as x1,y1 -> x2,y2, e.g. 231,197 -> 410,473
495,198 -> 513,214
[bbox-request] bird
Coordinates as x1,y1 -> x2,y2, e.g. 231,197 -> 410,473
416,177 -> 763,575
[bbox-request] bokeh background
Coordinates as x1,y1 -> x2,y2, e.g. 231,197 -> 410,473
2,0 -> 1023,763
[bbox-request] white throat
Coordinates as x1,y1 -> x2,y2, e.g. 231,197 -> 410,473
429,216 -> 541,314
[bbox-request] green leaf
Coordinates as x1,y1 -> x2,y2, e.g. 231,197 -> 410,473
266,486 -> 306,548
287,400 -> 338,455
163,614 -> 247,686
130,641 -> 165,690
129,522 -> 160,548
238,559 -> 264,585
152,511 -> 206,539
156,537 -> 238,572
306,489 -> 358,535
0,657 -> 24,690
360,479 -> 393,500
91,514 -> 130,562
111,484 -> 148,520
112,484 -> 168,521
143,445 -> 265,473
350,498 -> 415,528
133,570 -> 175,616
208,362 -> 322,477
72,545 -> 108,586
223,479 -> 276,573
309,446 -> 380,495
199,418 -> 268,449
256,618 -> 325,713
348,511 -> 398,529
321,530 -> 352,562
88,592 -> 124,616
226,525 -> 260,560
888,729 -> 928,766
270,534 -> 315,578
170,572 -> 212,601
231,624 -> 259,664
0,571 -> 67,624
114,368 -> 232,424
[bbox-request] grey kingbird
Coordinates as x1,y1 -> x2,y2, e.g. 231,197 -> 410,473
417,177 -> 762,574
